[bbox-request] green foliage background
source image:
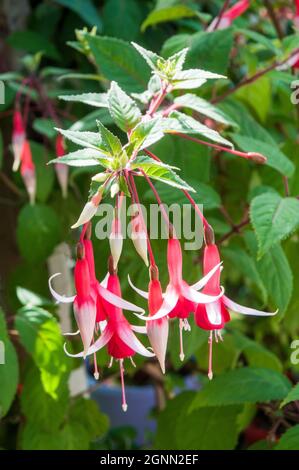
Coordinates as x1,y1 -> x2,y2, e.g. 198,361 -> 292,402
0,0 -> 299,450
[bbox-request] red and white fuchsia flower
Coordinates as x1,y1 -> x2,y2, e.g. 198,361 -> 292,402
46,43 -> 278,411
195,243 -> 277,379
12,109 -> 26,172
207,0 -> 250,31
55,135 -> 68,198
20,140 -> 36,204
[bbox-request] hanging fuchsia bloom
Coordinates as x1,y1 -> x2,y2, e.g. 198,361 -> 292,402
55,135 -> 68,198
64,267 -> 154,412
109,216 -> 123,270
208,0 -> 250,31
195,243 -> 277,379
131,207 -> 148,266
130,236 -> 223,361
20,140 -> 36,204
295,0 -> 299,29
12,109 -> 26,172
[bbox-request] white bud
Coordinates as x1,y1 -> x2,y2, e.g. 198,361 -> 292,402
132,231 -> 148,266
71,200 -> 98,229
109,232 -> 123,270
110,181 -> 120,198
92,172 -> 108,183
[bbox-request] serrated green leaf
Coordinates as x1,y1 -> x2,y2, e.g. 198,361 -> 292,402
49,148 -> 110,167
250,193 -> 299,257
0,309 -> 19,418
129,116 -> 164,150
164,111 -> 233,147
141,5 -> 197,32
55,128 -> 103,150
131,42 -> 161,71
171,68 -> 225,90
231,135 -> 294,177
280,383 -> 299,408
85,35 -> 150,92
275,425 -> 299,450
59,92 -> 108,107
15,307 -> 68,398
174,94 -> 237,127
96,120 -> 123,156
244,233 -> 293,314
132,155 -> 195,192
108,81 -> 141,132
190,367 -> 291,410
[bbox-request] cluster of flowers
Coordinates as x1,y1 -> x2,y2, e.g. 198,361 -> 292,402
12,96 -> 68,203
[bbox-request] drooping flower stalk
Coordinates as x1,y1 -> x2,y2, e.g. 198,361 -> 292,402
207,0 -> 250,31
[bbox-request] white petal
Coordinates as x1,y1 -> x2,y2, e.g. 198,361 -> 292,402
71,201 -> 97,229
191,262 -> 223,291
100,273 -> 109,288
49,273 -> 75,303
64,326 -> 113,358
131,325 -> 147,334
136,285 -> 179,322
128,274 -> 149,300
147,318 -> 169,373
223,295 -> 278,317
97,282 -> 144,313
118,326 -> 155,357
206,301 -> 222,325
73,299 -> 96,357
182,284 -> 224,304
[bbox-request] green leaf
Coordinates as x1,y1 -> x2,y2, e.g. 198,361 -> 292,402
53,0 -> 102,29
250,193 -> 299,257
96,120 -> 123,156
190,368 -> 291,410
55,128 -> 104,150
155,391 -> 241,450
275,425 -> 299,450
132,155 -> 195,192
280,383 -> 299,408
235,76 -> 271,123
231,135 -> 294,177
232,331 -> 282,373
164,111 -> 233,147
70,108 -> 114,131
68,397 -> 109,440
103,0 -> 143,41
171,68 -> 225,90
222,246 -> 267,304
16,287 -> 50,307
108,81 -> 141,132
15,307 -> 68,398
17,204 -> 61,263
59,92 -> 108,107
0,309 -> 19,418
141,5 -> 197,32
131,42 -> 161,71
7,31 -> 60,60
244,232 -> 293,314
49,148 -> 111,167
33,118 -> 56,139
174,94 -> 237,127
85,35 -> 150,92
129,116 -> 164,150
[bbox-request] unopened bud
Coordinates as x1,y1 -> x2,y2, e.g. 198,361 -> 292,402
92,172 -> 108,183
247,152 -> 267,164
72,199 -> 99,229
110,181 -> 120,198
109,218 -> 123,270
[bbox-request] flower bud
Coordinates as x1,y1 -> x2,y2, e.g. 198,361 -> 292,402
109,217 -> 123,270
71,193 -> 102,229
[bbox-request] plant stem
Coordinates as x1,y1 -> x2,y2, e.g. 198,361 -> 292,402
263,0 -> 284,40
213,48 -> 299,104
212,0 -> 231,31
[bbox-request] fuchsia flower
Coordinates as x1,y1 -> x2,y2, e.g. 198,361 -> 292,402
130,207 -> 148,266
295,0 -> 299,29
208,0 -> 250,31
65,267 -> 154,412
12,109 -> 26,172
130,236 -> 223,362
55,135 -> 68,198
20,140 -> 36,204
195,243 -> 277,379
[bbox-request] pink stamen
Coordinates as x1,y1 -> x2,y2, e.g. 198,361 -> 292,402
130,356 -> 136,368
93,351 -> 99,380
119,359 -> 128,412
179,319 -> 185,361
208,331 -> 213,380
108,357 -> 114,368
